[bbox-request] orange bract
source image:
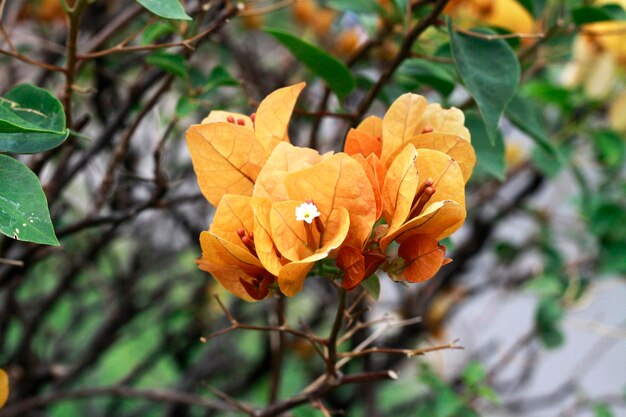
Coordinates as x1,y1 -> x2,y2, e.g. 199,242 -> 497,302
0,368 -> 7,409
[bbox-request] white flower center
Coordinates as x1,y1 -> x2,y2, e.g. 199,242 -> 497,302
295,202 -> 321,224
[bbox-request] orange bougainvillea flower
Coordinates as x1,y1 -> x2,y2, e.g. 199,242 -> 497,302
340,93 -> 474,286
186,83 -> 305,207
188,84 -> 474,299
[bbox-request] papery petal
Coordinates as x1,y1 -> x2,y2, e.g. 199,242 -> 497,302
381,93 -> 428,163
344,128 -> 382,158
270,202 -> 350,262
209,194 -> 255,250
357,115 -> 383,139
388,132 -> 476,182
186,122 -> 268,207
251,197 -> 283,276
202,110 -> 254,130
351,153 -> 383,220
415,104 -> 471,142
337,246 -> 365,290
415,148 -> 466,212
277,207 -> 350,296
253,142 -> 322,201
285,153 -> 377,249
398,234 -> 446,283
380,200 -> 466,251
254,82 -> 306,152
382,144 -> 418,229
198,232 -> 266,301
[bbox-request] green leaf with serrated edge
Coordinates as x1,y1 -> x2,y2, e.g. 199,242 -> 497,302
135,0 -> 191,20
0,84 -> 69,154
506,94 -> 557,158
361,274 -> 380,300
264,27 -> 355,100
465,111 -> 505,180
0,154 -> 59,245
145,53 -> 187,79
450,20 -> 520,145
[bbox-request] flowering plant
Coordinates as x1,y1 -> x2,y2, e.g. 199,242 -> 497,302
186,83 -> 475,301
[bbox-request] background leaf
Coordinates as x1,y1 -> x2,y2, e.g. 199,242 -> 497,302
264,27 -> 355,100
0,84 -> 69,154
465,111 -> 505,180
0,154 -> 59,245
450,22 -> 520,145
506,94 -> 557,157
135,0 -> 192,20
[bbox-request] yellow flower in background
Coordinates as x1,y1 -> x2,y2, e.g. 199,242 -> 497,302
562,0 -> 626,99
445,0 -> 536,35
609,91 -> 626,133
0,368 -> 8,409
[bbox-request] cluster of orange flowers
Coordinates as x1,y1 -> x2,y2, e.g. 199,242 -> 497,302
186,84 -> 475,301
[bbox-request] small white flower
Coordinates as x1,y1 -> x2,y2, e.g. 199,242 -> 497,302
295,202 -> 321,224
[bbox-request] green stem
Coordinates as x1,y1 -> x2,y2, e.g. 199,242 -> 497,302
326,287 -> 347,377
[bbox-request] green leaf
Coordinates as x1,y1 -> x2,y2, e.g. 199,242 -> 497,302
145,52 -> 187,79
506,94 -> 557,158
0,84 -> 69,154
465,111 -> 505,180
264,27 -> 355,100
593,403 -> 615,417
175,96 -> 199,118
326,0 -> 382,14
450,22 -> 520,145
462,362 -> 486,386
538,325 -> 565,349
0,154 -> 59,245
135,0 -> 192,20
518,0 -> 547,18
536,298 -> 564,328
532,146 -> 563,178
361,274 -> 381,300
525,274 -> 564,297
572,5 -> 626,25
141,22 -> 177,45
476,385 -> 500,404
396,58 -> 456,97
203,66 -> 239,92
593,130 -> 625,168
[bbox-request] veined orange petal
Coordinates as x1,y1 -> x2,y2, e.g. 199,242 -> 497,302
387,132 -> 476,183
380,200 -> 466,251
198,232 -> 265,301
285,153 -> 377,249
337,246 -> 365,290
271,200 -> 319,261
351,153 -> 383,220
398,234 -> 445,283
381,93 -> 428,163
254,82 -> 306,152
382,144 -> 418,230
186,122 -> 269,207
366,153 -> 386,202
344,128 -> 382,158
357,115 -> 383,139
416,148 -> 466,212
202,110 -> 254,131
209,194 -> 255,250
251,197 -> 283,276
277,207 -> 350,296
253,142 -> 322,201
417,104 -> 471,142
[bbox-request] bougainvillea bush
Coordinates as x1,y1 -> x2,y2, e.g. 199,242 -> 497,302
1,0 -> 626,416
